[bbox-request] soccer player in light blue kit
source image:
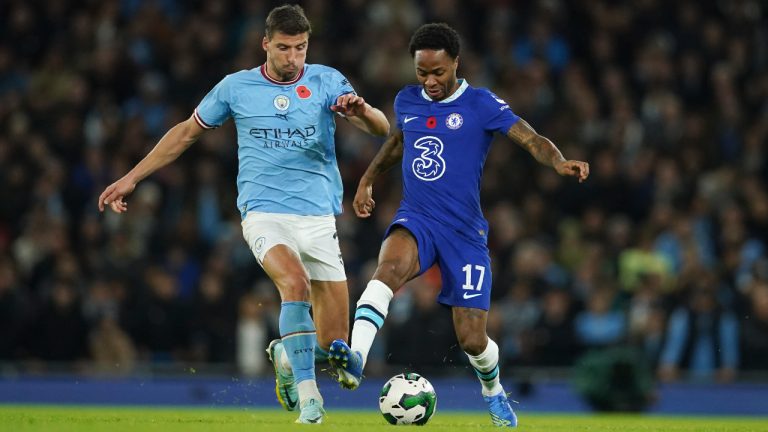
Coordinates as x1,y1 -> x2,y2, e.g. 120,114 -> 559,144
97,5 -> 389,424
328,24 -> 589,427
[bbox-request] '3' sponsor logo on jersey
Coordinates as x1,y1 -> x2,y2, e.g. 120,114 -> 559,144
411,136 -> 446,181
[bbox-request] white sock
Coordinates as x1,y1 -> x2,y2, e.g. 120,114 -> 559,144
466,338 -> 504,397
351,279 -> 394,367
297,379 -> 322,406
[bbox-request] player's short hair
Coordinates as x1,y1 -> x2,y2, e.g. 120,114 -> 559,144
409,23 -> 461,59
265,4 -> 312,39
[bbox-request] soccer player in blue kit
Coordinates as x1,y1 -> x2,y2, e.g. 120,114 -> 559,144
97,5 -> 389,424
329,23 -> 589,427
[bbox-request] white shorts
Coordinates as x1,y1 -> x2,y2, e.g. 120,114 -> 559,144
241,211 -> 346,282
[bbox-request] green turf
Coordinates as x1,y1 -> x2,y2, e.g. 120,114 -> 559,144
0,406 -> 765,432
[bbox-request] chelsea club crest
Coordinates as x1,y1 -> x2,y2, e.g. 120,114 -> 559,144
273,95 -> 290,111
446,113 -> 463,129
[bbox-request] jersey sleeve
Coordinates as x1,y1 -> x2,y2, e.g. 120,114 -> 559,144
393,90 -> 405,130
325,68 -> 356,108
194,76 -> 232,129
478,89 -> 520,134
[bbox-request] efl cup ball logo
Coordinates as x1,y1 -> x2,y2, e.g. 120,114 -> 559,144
446,113 -> 463,129
412,136 -> 446,181
273,95 -> 290,111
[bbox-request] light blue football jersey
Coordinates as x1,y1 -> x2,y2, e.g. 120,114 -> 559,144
194,64 -> 355,218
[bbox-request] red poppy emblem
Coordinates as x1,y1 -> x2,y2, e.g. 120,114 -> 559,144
296,85 -> 312,99
426,116 -> 437,129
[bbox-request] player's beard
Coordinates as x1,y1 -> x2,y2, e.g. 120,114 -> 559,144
277,65 -> 298,81
268,60 -> 299,82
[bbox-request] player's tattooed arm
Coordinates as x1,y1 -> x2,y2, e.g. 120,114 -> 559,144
363,128 -> 404,180
506,119 -> 590,183
353,129 -> 404,217
507,119 -> 565,166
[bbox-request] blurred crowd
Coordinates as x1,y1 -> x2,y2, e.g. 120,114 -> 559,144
1,0 -> 767,383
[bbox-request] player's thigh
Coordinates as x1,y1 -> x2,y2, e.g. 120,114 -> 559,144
297,215 -> 347,282
373,227 -> 423,289
310,279 -> 349,349
435,233 -> 492,310
242,212 -> 310,300
452,306 -> 489,355
262,245 -> 311,301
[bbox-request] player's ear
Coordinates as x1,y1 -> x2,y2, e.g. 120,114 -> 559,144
262,36 -> 269,52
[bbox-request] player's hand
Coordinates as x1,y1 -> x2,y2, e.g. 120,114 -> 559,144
353,183 -> 375,218
98,177 -> 136,213
554,160 -> 590,183
331,94 -> 368,118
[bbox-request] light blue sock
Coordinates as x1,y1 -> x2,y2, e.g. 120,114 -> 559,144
279,301 -> 316,384
278,336 -> 333,369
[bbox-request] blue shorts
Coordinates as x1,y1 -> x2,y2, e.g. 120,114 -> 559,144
385,211 -> 492,310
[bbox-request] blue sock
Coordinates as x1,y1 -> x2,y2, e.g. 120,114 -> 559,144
279,301 -> 316,384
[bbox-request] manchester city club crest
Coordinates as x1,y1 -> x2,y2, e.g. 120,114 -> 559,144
273,95 -> 290,111
446,113 -> 463,129
254,236 -> 266,253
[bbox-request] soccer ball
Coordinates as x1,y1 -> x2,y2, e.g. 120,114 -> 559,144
378,372 -> 437,425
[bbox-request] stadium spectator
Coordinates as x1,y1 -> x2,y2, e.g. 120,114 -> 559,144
741,281 -> 768,371
531,289 -> 578,367
658,274 -> 739,382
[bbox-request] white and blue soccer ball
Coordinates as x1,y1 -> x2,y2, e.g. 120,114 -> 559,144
378,372 -> 437,425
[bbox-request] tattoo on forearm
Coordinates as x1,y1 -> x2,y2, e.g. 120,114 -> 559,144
508,120 -> 565,167
527,135 -> 565,167
364,132 -> 403,180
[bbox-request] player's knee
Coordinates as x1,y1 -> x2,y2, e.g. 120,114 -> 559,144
456,331 -> 487,355
373,259 -> 412,288
276,273 -> 311,301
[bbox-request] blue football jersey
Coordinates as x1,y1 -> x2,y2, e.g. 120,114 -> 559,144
394,79 -> 520,242
194,64 -> 355,218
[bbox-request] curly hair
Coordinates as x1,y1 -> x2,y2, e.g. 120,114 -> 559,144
408,23 -> 461,59
265,4 -> 312,39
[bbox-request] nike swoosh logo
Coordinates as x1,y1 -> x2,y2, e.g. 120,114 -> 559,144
463,292 -> 482,299
283,385 -> 297,409
404,116 -> 418,124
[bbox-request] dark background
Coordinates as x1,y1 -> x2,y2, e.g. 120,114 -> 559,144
0,0 -> 766,385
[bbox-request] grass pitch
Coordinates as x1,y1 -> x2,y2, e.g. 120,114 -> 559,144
0,406 -> 765,432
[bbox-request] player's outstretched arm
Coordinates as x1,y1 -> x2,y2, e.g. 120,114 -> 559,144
98,116 -> 206,213
506,119 -> 590,183
353,129 -> 404,218
331,93 -> 390,137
